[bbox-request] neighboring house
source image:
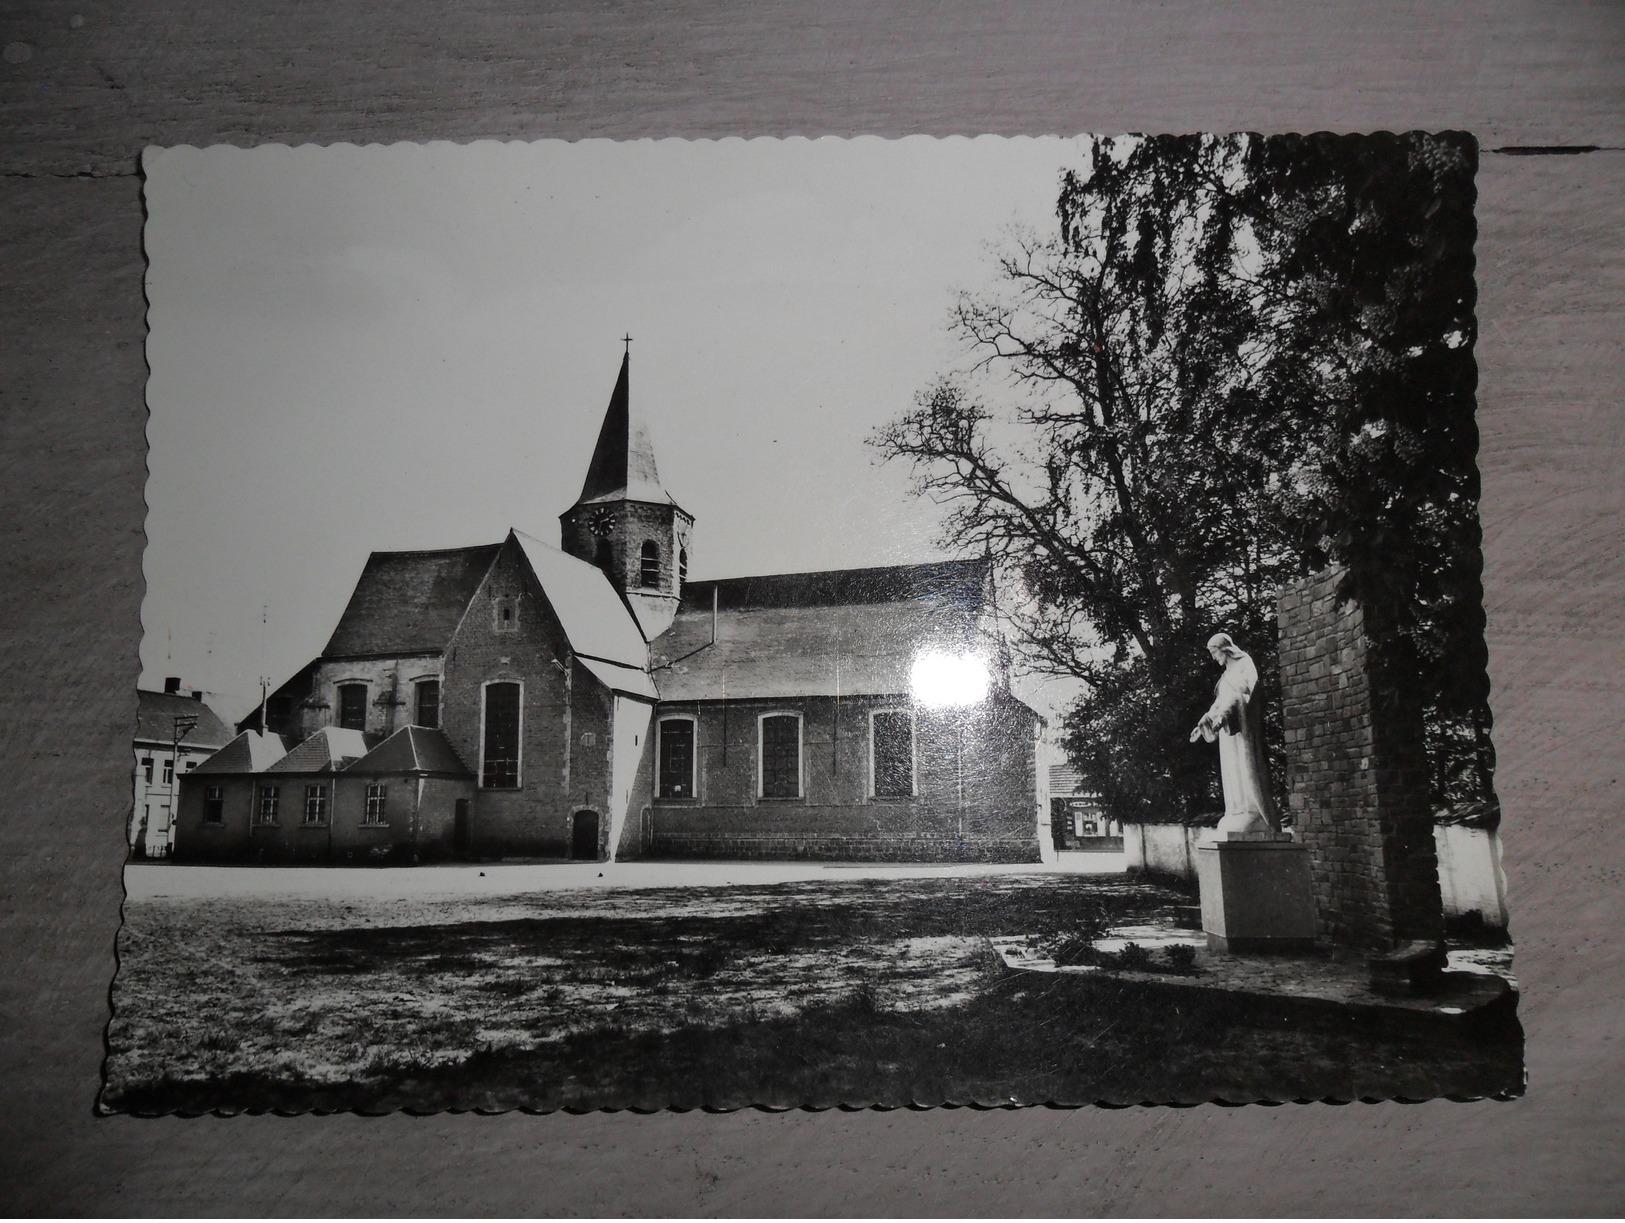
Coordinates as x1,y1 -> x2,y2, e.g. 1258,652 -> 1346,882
1047,763 -> 1122,852
175,351 -> 1043,864
130,682 -> 232,857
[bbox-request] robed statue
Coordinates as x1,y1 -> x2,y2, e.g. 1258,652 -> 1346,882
1189,632 -> 1278,835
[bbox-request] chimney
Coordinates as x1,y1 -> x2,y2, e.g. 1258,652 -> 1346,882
192,691 -> 204,701
164,677 -> 181,694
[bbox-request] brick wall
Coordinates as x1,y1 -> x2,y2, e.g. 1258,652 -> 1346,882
1278,565 -> 1444,950
442,539 -> 616,858
622,691 -> 1041,863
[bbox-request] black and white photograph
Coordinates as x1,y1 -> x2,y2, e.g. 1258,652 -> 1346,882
105,132 -> 1522,1114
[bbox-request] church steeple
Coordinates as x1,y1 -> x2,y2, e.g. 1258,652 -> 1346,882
560,345 -> 694,640
576,345 -> 678,508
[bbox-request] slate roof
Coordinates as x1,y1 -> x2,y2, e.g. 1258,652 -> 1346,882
345,725 -> 471,776
573,352 -> 683,511
653,561 -> 993,702
1049,764 -> 1099,798
680,558 -> 990,612
192,730 -> 292,774
134,689 -> 233,750
322,544 -> 502,659
511,530 -> 649,668
267,726 -> 377,774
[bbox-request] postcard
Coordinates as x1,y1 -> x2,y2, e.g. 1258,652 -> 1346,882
106,133 -> 1520,1113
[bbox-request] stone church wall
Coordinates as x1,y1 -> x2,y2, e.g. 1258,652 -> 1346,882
1278,566 -> 1444,950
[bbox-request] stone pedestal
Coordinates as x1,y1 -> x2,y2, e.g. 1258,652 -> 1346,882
1196,832 -> 1318,953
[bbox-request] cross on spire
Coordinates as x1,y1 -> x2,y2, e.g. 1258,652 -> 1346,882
622,333 -> 633,354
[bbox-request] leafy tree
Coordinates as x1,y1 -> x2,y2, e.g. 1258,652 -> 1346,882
873,133 -> 1490,823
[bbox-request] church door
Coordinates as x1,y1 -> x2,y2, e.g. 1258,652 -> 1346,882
570,810 -> 600,861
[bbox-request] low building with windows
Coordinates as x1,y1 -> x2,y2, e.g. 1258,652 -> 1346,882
131,682 -> 233,857
173,351 -> 1043,864
1047,762 -> 1122,852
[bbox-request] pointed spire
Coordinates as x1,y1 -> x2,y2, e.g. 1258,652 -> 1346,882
575,347 -> 672,507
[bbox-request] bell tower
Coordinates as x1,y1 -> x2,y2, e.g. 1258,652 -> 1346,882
560,342 -> 694,639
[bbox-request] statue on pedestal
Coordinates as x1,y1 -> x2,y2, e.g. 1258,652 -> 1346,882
1189,632 -> 1278,836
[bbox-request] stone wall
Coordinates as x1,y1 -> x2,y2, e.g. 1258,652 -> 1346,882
1277,566 -> 1445,950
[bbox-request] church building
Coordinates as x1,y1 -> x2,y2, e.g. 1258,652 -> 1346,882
173,352 -> 1044,864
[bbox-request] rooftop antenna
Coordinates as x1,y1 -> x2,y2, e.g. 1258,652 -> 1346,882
258,602 -> 270,733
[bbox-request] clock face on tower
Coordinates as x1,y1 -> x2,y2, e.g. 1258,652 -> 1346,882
587,508 -> 616,538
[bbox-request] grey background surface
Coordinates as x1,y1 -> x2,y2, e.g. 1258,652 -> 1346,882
2,2 -> 1622,1215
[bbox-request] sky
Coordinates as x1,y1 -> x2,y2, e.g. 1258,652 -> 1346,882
141,137 -> 1092,723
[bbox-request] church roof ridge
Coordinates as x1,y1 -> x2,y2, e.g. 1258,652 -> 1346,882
678,557 -> 992,612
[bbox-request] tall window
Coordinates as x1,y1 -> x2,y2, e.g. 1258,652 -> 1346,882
493,595 -> 518,633
141,757 -> 154,784
337,683 -> 367,731
594,539 -> 614,577
303,783 -> 328,825
871,709 -> 915,797
639,541 -> 660,588
414,678 -> 440,729
759,714 -> 802,799
204,786 -> 225,824
256,785 -> 280,825
678,548 -> 688,584
267,695 -> 293,729
657,717 -> 696,799
162,758 -> 174,786
363,783 -> 389,826
482,681 -> 522,789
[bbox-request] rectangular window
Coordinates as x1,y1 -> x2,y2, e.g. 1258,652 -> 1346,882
657,718 -> 695,799
204,785 -> 225,824
256,785 -> 280,825
162,758 -> 174,786
482,681 -> 521,788
414,679 -> 440,729
303,783 -> 328,825
759,714 -> 801,799
337,683 -> 367,731
363,783 -> 388,826
871,709 -> 915,797
142,757 -> 154,784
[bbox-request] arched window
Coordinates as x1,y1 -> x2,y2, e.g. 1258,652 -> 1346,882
758,713 -> 803,799
657,716 -> 697,799
337,683 -> 367,731
678,548 -> 688,585
481,681 -> 522,789
413,678 -> 440,729
639,540 -> 660,588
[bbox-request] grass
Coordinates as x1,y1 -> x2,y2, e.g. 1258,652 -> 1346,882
103,873 -> 1522,1114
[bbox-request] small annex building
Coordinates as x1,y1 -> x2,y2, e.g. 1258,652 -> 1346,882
174,351 -> 1044,864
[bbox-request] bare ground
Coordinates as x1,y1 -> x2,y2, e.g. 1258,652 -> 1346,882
103,873 -> 1522,1113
